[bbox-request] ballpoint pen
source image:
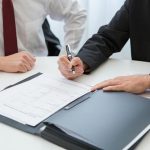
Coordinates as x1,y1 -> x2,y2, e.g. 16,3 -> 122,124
66,44 -> 75,74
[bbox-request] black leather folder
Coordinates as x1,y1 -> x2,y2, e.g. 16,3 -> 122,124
0,73 -> 150,150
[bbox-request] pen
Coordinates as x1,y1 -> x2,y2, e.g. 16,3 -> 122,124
66,44 -> 75,74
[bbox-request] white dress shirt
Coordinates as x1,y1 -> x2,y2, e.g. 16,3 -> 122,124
0,0 -> 86,56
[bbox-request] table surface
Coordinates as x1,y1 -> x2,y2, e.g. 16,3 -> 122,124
0,57 -> 150,150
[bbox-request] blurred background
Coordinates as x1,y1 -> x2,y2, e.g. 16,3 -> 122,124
48,0 -> 130,59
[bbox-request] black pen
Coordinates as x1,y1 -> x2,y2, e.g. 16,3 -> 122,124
66,44 -> 75,74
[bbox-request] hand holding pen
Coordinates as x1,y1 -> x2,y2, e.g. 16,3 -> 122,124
58,45 -> 85,80
66,44 -> 75,74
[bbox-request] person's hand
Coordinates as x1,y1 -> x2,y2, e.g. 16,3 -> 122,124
58,55 -> 84,80
91,74 -> 150,94
0,51 -> 36,73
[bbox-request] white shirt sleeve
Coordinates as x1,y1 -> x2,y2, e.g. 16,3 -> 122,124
47,0 -> 87,53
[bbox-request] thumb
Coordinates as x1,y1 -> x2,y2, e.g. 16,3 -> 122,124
68,57 -> 78,69
71,57 -> 83,66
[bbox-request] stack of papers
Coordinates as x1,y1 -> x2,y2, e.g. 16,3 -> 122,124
0,74 -> 90,126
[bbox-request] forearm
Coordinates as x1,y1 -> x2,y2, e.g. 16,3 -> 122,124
76,29 -> 110,73
77,0 -> 130,72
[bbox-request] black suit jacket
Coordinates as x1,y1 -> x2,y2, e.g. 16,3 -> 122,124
77,0 -> 150,72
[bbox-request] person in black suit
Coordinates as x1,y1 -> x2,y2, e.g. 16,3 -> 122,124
58,0 -> 150,94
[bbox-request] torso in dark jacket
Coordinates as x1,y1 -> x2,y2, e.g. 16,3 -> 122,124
129,0 -> 150,62
77,0 -> 150,72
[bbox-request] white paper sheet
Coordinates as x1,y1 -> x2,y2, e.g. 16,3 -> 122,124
0,71 -> 40,91
0,74 -> 90,126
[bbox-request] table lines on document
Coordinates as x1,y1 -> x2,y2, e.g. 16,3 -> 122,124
0,74 -> 90,126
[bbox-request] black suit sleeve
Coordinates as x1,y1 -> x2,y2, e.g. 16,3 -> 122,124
77,0 -> 130,72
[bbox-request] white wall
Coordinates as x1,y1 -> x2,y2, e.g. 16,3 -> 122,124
49,0 -> 131,59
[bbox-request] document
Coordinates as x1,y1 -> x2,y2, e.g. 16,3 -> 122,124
0,71 -> 40,91
0,74 -> 90,126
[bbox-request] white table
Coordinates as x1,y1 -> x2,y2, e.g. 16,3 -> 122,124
0,57 -> 150,150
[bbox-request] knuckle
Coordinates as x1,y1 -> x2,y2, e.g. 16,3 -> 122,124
108,80 -> 113,84
18,61 -> 24,66
59,56 -> 65,61
19,55 -> 25,60
22,54 -> 27,59
74,57 -> 80,61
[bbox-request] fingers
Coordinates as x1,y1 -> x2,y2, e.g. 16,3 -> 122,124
69,57 -> 84,69
58,56 -> 71,74
18,52 -> 36,72
22,52 -> 36,68
91,79 -> 121,91
13,52 -> 36,72
91,75 -> 148,94
58,55 -> 70,68
21,59 -> 32,72
58,64 -> 83,80
58,55 -> 80,68
18,63 -> 28,73
58,56 -> 84,79
91,81 -> 125,92
103,85 -> 124,92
